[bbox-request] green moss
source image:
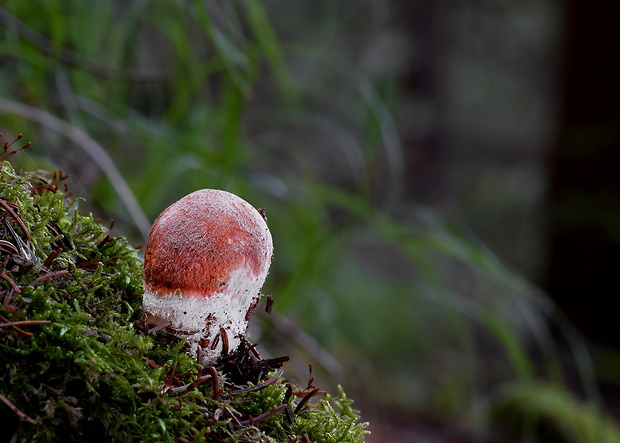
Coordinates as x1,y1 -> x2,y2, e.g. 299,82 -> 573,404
0,161 -> 368,442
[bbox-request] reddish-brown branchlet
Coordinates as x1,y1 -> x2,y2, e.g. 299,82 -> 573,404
143,189 -> 273,366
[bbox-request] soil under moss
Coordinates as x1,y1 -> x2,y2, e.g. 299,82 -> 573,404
0,159 -> 368,442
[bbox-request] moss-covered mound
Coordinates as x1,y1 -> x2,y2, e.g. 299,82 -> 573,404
0,160 -> 368,442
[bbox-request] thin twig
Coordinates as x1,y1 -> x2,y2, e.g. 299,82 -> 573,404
265,293 -> 274,314
29,270 -> 70,286
283,385 -> 294,424
142,356 -> 159,370
0,320 -> 52,328
0,198 -> 30,240
237,404 -> 288,427
0,239 -> 18,255
0,313 -> 35,337
166,374 -> 212,394
235,368 -> 284,393
220,327 -> 229,356
294,388 -> 320,415
0,271 -> 21,294
208,366 -> 220,400
0,97 -> 151,240
0,393 -> 36,424
223,406 -> 243,427
148,321 -> 172,334
43,248 -> 63,268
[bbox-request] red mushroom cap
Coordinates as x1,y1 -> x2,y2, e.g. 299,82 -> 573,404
143,189 -> 273,299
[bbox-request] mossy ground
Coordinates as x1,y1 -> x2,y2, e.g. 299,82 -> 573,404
0,158 -> 368,442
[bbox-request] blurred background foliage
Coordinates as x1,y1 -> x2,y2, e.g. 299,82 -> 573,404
2,1 -> 619,441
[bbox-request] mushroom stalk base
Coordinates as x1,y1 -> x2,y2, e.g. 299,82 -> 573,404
143,289 -> 261,366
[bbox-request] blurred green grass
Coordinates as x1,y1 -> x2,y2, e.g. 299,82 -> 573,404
1,2 -> 616,440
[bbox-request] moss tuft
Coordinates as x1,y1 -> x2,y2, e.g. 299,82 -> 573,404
0,160 -> 368,442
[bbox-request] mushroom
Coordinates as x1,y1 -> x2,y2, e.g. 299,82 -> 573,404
142,189 -> 273,366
